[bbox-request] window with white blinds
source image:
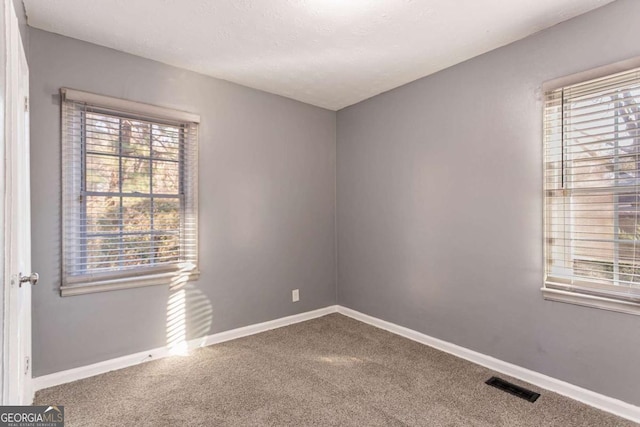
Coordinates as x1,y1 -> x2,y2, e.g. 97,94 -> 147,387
543,66 -> 640,314
60,88 -> 199,296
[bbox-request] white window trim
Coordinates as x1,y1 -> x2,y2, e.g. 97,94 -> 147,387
61,88 -> 200,123
542,55 -> 640,93
542,59 -> 640,316
60,268 -> 200,297
60,88 -> 200,296
541,287 -> 640,316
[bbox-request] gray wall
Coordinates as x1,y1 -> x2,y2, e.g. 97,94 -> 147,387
337,0 -> 640,406
29,29 -> 336,377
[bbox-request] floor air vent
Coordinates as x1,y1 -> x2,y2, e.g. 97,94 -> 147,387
485,376 -> 540,402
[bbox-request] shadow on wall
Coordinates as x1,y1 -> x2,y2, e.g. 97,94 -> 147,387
166,266 -> 213,356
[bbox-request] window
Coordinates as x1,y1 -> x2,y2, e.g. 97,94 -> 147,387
543,64 -> 640,314
60,88 -> 199,296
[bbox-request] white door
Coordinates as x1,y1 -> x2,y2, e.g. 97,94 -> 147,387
2,0 -> 33,405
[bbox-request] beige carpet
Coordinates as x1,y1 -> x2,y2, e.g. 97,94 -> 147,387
35,313 -> 635,426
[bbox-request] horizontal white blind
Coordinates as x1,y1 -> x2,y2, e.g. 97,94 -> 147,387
61,91 -> 198,288
544,67 -> 640,301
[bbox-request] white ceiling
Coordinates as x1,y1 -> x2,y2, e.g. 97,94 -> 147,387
23,0 -> 613,110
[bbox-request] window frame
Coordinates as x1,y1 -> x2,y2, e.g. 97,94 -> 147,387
60,88 -> 200,296
542,57 -> 640,315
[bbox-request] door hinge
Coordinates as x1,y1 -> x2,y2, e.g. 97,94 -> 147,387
24,357 -> 30,375
24,96 -> 29,112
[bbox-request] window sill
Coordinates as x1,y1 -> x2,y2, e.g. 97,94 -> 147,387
541,287 -> 640,316
60,269 -> 200,297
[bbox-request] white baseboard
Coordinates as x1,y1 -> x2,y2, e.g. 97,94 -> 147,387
32,305 -> 338,393
336,306 -> 640,424
32,303 -> 640,423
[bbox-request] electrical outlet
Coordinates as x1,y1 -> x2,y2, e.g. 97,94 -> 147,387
292,289 -> 300,302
